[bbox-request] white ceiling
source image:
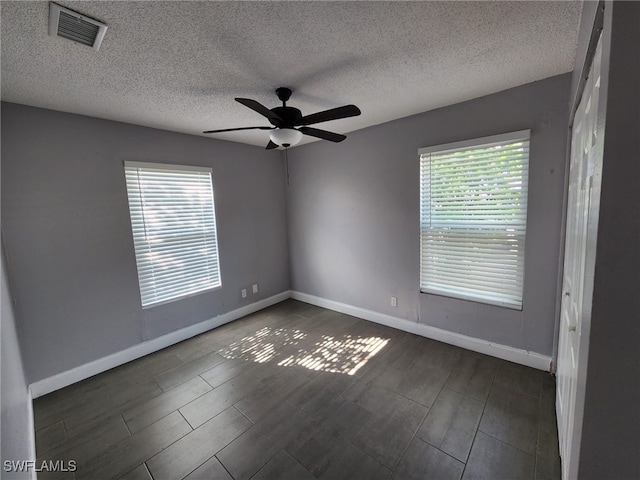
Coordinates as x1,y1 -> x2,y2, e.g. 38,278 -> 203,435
1,1 -> 582,148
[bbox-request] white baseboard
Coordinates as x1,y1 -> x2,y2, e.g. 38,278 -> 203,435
291,291 -> 552,372
29,291 -> 291,398
27,386 -> 37,480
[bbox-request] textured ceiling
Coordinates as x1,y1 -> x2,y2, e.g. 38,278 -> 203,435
1,1 -> 582,148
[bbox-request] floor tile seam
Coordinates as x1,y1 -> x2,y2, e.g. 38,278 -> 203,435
75,412 -> 193,480
446,356 -> 500,393
142,462 -> 154,480
134,417 -> 197,478
198,363 -> 251,390
232,404 -> 256,426
146,407 -> 244,480
123,384 -> 214,432
157,375 -> 202,393
392,345 -> 429,372
121,413 -> 133,436
431,386 -> 463,431
376,384 -> 434,411
154,358 -> 227,392
535,450 -> 561,466
63,402 -> 148,443
229,401 -> 309,449
151,374 -> 214,400
395,358 -> 455,410
34,419 -> 54,433
215,454 -> 237,480
221,415 -> 305,480
168,375 -> 231,412
283,398 -> 310,419
533,380 -> 545,475
282,452 -> 317,480
475,428 -> 538,457
329,397 -> 371,442
389,403 -> 432,473
105,366 -> 181,392
39,412 -> 134,462
153,446 -> 211,480
493,365 -> 544,396
96,385 -> 166,422
246,451 -> 314,480
417,437 -> 468,467
35,420 -> 69,459
138,408 -> 195,444
280,402 -> 371,461
117,461 -> 150,480
491,381 -> 546,401
340,436 -> 394,474
31,428 -> 84,461
34,386 -> 111,432
439,385 -> 488,406
460,366 -> 498,479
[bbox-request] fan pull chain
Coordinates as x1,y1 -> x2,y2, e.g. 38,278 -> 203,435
285,146 -> 290,186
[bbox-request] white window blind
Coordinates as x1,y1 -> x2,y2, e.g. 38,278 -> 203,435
419,130 -> 530,310
124,162 -> 221,308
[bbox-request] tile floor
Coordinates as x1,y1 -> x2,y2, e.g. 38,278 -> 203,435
33,300 -> 561,480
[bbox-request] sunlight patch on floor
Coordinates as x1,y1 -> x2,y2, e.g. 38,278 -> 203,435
278,335 -> 389,375
219,326 -> 389,375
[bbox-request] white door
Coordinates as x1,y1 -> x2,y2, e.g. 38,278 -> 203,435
556,35 -> 604,480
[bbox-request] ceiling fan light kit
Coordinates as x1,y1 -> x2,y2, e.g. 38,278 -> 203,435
269,128 -> 302,148
204,87 -> 361,149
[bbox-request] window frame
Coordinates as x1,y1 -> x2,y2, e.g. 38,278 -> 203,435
418,129 -> 530,310
124,161 -> 222,309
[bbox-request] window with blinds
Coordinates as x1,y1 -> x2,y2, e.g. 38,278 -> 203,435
419,130 -> 530,310
124,162 -> 221,308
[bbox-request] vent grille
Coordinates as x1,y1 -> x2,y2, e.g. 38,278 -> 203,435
57,11 -> 100,46
49,3 -> 107,51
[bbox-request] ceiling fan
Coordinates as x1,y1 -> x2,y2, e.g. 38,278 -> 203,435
203,87 -> 361,149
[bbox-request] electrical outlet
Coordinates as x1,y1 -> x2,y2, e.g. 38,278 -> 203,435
241,289 -> 247,298
252,283 -> 258,294
391,296 -> 398,307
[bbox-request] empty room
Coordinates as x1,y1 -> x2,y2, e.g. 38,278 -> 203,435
1,1 -> 638,479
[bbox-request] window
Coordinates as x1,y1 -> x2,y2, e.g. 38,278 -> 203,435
124,162 -> 221,308
419,130 -> 530,310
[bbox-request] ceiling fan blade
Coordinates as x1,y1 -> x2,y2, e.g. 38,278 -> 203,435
203,126 -> 274,134
235,98 -> 283,124
296,105 -> 361,126
265,140 -> 279,150
299,127 -> 346,143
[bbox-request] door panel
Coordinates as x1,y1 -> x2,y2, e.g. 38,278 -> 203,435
556,35 -> 603,480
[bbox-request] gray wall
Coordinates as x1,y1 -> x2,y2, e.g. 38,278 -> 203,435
1,103 -> 289,383
287,74 -> 571,357
577,1 -> 640,478
1,247 -> 33,478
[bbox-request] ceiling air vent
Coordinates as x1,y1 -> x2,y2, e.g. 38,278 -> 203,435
49,3 -> 107,51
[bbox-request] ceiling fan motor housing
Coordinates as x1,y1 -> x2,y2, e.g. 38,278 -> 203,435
270,106 -> 302,127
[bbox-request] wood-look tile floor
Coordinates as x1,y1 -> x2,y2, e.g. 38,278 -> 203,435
33,300 -> 561,480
